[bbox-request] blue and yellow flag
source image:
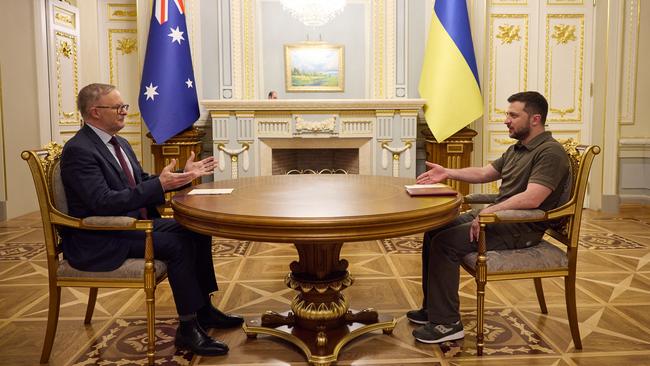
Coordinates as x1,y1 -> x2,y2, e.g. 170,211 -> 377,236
419,0 -> 483,142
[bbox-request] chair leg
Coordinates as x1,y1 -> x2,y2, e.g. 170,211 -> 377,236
565,275 -> 582,349
40,286 -> 61,363
145,287 -> 156,365
476,278 -> 486,356
84,288 -> 98,324
533,278 -> 548,314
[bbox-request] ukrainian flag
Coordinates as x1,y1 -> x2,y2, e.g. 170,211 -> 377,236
419,0 -> 483,142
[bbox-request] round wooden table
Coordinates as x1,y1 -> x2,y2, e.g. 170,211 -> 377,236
172,175 -> 461,366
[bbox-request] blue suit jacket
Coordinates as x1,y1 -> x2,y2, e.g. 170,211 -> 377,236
60,124 -> 165,271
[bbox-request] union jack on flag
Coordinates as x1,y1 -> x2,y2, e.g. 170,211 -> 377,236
138,0 -> 199,143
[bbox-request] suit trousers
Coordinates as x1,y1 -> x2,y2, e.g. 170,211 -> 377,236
121,218 -> 217,316
421,209 -> 544,324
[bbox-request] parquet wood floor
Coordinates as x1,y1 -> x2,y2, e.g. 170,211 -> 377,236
1,207 -> 649,365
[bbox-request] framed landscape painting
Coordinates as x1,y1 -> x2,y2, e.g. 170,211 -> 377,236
284,42 -> 344,92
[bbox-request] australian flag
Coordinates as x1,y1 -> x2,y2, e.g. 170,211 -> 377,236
139,0 -> 199,143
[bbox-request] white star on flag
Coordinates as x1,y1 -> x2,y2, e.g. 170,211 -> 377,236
168,26 -> 185,44
144,83 -> 159,100
185,79 -> 194,88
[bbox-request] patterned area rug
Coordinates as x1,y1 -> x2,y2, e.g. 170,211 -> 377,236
440,308 -> 555,357
72,318 -> 192,366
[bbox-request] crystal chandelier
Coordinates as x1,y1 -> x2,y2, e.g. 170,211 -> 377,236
281,0 -> 347,28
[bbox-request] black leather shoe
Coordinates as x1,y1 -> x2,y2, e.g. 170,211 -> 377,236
175,319 -> 229,356
198,306 -> 244,329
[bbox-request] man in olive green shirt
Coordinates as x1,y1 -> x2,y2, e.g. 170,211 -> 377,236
407,91 -> 570,344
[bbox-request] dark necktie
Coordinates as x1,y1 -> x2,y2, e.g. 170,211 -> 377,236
109,137 -> 148,219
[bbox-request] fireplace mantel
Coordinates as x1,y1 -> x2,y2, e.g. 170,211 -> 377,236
202,98 -> 425,180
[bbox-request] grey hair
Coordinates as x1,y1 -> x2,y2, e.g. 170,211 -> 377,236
77,83 -> 116,119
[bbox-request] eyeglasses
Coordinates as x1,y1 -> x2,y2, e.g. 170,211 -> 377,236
94,104 -> 129,113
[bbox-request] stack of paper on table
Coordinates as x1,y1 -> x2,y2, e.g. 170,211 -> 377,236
404,184 -> 457,197
188,188 -> 234,195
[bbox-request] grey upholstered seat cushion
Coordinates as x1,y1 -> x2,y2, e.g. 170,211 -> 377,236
57,258 -> 167,281
462,240 -> 569,273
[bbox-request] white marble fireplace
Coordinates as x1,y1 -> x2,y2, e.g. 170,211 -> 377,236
202,99 -> 425,180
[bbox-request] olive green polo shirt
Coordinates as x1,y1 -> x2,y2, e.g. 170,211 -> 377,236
491,131 -> 570,212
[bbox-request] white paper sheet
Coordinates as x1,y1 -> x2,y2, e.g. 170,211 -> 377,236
404,183 -> 448,189
187,188 -> 234,195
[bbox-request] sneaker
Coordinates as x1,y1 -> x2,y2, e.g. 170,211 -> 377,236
412,321 -> 464,344
406,308 -> 428,325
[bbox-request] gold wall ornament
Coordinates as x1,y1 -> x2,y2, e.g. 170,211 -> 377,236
54,12 -> 73,27
57,40 -> 72,59
116,37 -> 137,55
494,137 -> 516,145
552,24 -> 577,44
550,107 -> 575,117
496,24 -> 521,44
112,10 -> 137,18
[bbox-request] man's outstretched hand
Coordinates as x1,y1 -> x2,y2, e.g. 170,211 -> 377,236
159,152 -> 218,192
416,162 -> 448,184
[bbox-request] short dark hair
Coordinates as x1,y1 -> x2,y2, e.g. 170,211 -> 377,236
507,91 -> 548,124
77,83 -> 115,119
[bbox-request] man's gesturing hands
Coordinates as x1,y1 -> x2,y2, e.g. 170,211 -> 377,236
159,151 -> 218,192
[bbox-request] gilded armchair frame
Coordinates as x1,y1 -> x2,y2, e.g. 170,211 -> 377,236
22,143 -> 167,365
461,142 -> 600,355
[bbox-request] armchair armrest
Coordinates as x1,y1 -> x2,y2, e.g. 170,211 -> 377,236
478,209 -> 547,224
82,216 -> 137,227
463,193 -> 498,204
49,210 -> 153,231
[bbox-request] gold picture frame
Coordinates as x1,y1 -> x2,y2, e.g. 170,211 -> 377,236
284,42 -> 345,92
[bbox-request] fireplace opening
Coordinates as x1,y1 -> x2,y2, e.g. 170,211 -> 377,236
272,149 -> 359,175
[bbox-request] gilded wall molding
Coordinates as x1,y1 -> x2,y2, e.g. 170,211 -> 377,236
230,0 -> 243,99
619,0 -> 640,125
53,5 -> 76,29
385,0 -> 396,99
55,31 -> 80,126
373,0 -> 386,98
544,14 -> 584,122
491,0 -> 527,5
107,3 -> 137,21
242,0 -> 256,99
488,14 -> 528,123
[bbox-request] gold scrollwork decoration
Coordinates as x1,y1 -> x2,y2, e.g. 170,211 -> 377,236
55,12 -> 73,27
552,24 -> 577,44
112,10 -> 137,18
494,137 -> 515,145
58,40 -> 72,59
550,107 -> 575,117
116,38 -> 137,55
496,24 -> 521,44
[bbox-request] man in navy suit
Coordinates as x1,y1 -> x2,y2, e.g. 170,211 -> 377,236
61,83 -> 243,356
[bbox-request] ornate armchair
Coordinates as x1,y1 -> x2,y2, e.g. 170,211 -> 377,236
22,143 -> 168,365
461,142 -> 600,355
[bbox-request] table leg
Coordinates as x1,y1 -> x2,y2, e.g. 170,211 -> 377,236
243,242 -> 396,366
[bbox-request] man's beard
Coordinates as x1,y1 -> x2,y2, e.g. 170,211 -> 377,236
509,122 -> 531,141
